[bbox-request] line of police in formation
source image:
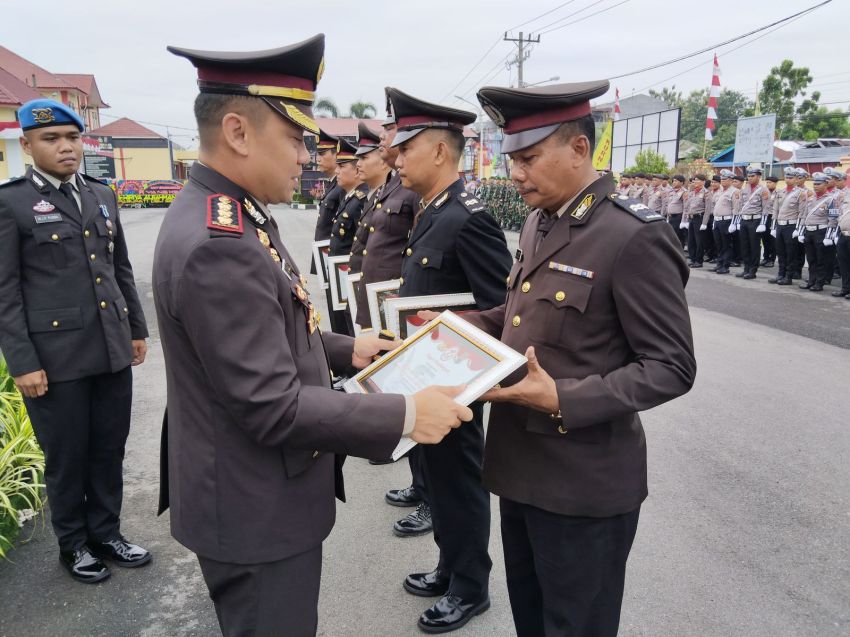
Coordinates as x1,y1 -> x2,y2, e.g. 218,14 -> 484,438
475,177 -> 532,231
616,167 -> 850,296
1,33 -> 697,637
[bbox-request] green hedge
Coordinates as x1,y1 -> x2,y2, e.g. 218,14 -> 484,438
0,359 -> 45,558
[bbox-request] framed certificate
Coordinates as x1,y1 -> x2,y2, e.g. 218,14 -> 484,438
343,310 -> 527,460
311,240 -> 331,289
345,272 -> 365,336
327,255 -> 351,311
365,279 -> 401,333
384,293 -> 477,339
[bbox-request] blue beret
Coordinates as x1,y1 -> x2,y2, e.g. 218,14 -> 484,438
17,98 -> 84,132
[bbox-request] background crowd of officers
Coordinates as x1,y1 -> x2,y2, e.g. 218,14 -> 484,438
474,177 -> 531,231
616,166 -> 850,297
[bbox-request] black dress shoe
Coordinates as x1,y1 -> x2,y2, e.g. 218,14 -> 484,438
730,262 -> 741,267
831,290 -> 850,297
707,257 -> 718,264
715,268 -> 729,274
777,278 -> 792,286
799,282 -> 812,290
404,568 -> 450,597
89,537 -> 152,568
386,485 -> 423,507
369,457 -> 396,465
735,272 -> 746,278
59,547 -> 110,583
761,260 -> 775,267
768,276 -> 781,284
742,273 -> 756,280
418,594 -> 490,634
810,284 -> 824,292
393,502 -> 432,537
689,263 -> 703,268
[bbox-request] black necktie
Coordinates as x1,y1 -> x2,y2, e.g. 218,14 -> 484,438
58,182 -> 80,215
534,212 -> 557,253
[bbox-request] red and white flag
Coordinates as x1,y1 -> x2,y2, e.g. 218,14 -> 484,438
614,88 -> 621,121
705,54 -> 720,141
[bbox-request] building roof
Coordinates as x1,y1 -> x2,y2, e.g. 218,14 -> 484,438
0,45 -> 71,90
594,94 -> 671,120
87,117 -> 164,139
56,73 -> 109,107
312,117 -> 384,138
0,66 -> 41,107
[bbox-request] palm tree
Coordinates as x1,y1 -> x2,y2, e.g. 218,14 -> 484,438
314,98 -> 339,118
348,101 -> 377,119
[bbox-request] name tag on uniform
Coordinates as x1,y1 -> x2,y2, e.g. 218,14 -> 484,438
34,212 -> 63,224
549,261 -> 595,279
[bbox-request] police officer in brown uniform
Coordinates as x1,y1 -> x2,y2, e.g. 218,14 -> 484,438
469,80 -> 696,637
712,170 -> 740,274
155,36 -> 473,636
769,167 -> 807,285
310,128 -> 342,275
684,174 -> 707,267
799,172 -> 836,292
0,99 -> 151,583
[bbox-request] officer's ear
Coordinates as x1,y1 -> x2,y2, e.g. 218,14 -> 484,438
220,112 -> 251,157
19,134 -> 32,156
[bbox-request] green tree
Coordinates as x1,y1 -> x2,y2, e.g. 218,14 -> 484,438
626,149 -> 670,174
648,86 -> 684,108
314,98 -> 339,118
663,87 -> 752,156
752,60 -> 814,138
799,107 -> 850,140
348,101 -> 377,119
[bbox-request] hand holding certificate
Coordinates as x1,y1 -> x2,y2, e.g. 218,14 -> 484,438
344,310 -> 527,459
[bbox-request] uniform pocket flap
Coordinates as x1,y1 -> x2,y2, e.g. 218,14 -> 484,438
413,247 -> 443,269
32,224 -> 74,244
538,275 -> 592,313
27,306 -> 82,333
113,295 -> 130,321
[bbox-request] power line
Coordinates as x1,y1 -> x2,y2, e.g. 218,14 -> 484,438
439,37 -> 502,102
507,0 -> 580,31
539,0 -> 631,35
533,0 -> 610,33
609,0 -> 832,80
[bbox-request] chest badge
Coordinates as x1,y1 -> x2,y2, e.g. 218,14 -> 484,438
99,204 -> 110,219
33,200 -> 55,213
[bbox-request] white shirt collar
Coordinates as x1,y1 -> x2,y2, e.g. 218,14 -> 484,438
34,166 -> 78,192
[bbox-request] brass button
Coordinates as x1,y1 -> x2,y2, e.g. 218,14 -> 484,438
83,230 -> 90,238
362,249 -> 368,255
339,228 -> 345,236
312,450 -> 320,459
406,248 -> 413,256
512,315 -> 521,327
107,230 -> 113,236
421,257 -> 429,265
399,277 -> 404,285
377,203 -> 382,209
123,307 -> 129,313
557,424 -> 568,434
90,253 -> 96,261
506,276 -> 511,285
369,226 -> 375,232
52,320 -> 60,328
555,291 -> 566,302
95,276 -> 102,284
521,281 -> 531,293
100,301 -> 107,309
51,233 -> 59,241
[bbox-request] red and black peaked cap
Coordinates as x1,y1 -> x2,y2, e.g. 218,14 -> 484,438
386,87 -> 476,147
336,138 -> 358,164
167,34 -> 325,135
477,80 -> 609,153
355,121 -> 382,156
317,128 -> 339,152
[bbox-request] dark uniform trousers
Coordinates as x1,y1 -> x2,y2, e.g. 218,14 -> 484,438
700,215 -> 716,260
738,218 -> 761,274
804,228 -> 832,286
198,545 -> 322,637
836,234 -> 850,291
775,224 -> 800,279
500,499 -> 640,637
398,179 -> 511,601
760,215 -> 775,262
0,168 -> 147,553
668,214 -> 686,248
687,217 -> 703,264
714,219 -> 734,268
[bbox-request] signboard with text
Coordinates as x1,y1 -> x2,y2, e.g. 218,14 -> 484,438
82,135 -> 116,180
113,180 -> 184,207
733,114 -> 776,164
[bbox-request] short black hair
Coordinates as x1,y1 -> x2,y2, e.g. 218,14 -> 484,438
194,93 -> 271,144
553,114 -> 596,150
672,174 -> 686,183
693,173 -> 706,181
430,128 -> 466,161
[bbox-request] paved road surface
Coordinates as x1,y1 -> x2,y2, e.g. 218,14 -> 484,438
1,206 -> 848,636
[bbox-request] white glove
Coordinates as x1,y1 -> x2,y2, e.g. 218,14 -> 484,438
679,221 -> 688,230
700,224 -> 707,231
756,224 -> 766,233
823,238 -> 834,247
792,230 -> 799,238
798,234 -> 806,244
770,227 -> 777,238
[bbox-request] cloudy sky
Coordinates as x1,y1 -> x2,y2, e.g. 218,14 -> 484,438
6,0 -> 846,145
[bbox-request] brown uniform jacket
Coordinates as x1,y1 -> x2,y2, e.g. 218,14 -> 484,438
464,175 -> 696,517
152,163 -> 404,564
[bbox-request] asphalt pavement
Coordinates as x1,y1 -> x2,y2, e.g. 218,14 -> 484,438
0,206 -> 848,637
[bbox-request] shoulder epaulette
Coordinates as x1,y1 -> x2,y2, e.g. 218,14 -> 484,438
0,176 -> 25,189
458,191 -> 485,213
608,193 -> 664,222
206,194 -> 243,235
354,190 -> 366,200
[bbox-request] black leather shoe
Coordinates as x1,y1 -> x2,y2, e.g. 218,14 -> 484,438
689,263 -> 703,268
832,290 -> 850,297
418,594 -> 490,634
386,485 -> 422,507
89,537 -> 152,568
768,276 -> 781,284
715,268 -> 729,274
393,502 -> 432,537
730,261 -> 741,267
799,282 -> 812,290
777,278 -> 792,286
742,273 -> 756,280
707,258 -> 718,264
735,272 -> 746,278
761,260 -> 775,267
369,457 -> 396,465
59,547 -> 110,583
810,284 -> 824,292
404,568 -> 450,597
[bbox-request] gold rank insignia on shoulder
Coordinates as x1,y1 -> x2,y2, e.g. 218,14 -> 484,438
549,261 -> 595,279
207,194 -> 243,234
570,194 -> 596,220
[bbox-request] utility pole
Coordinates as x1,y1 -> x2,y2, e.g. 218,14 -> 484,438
166,126 -> 175,180
504,31 -> 540,88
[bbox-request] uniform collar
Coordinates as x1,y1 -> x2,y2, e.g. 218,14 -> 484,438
547,175 -> 603,219
421,178 -> 464,212
32,166 -> 78,192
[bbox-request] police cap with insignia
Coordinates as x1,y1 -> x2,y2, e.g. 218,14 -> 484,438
476,80 -> 609,153
732,174 -> 745,182
167,34 -> 324,134
386,87 -> 476,147
719,169 -> 734,179
316,128 -> 339,153
18,98 -> 85,132
746,167 -> 763,175
765,175 -> 779,183
812,172 -> 829,184
336,138 -> 358,164
355,121 -> 382,156
794,168 -> 808,179
382,88 -> 396,127
783,166 -> 795,176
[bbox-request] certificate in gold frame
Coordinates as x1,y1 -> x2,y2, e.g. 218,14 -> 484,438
327,255 -> 351,311
365,279 -> 401,333
383,293 -> 477,339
